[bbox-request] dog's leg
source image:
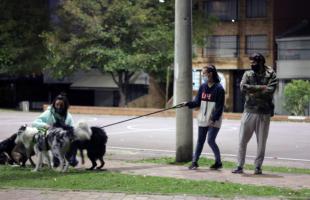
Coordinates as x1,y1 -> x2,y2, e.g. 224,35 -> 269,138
87,155 -> 97,170
29,156 -> 35,167
79,148 -> 85,165
62,156 -> 69,172
43,151 -> 52,168
26,148 -> 35,167
96,157 -> 105,170
33,153 -> 42,172
58,156 -> 66,172
51,148 -> 63,172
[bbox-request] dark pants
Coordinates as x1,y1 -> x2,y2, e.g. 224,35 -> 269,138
192,126 -> 221,164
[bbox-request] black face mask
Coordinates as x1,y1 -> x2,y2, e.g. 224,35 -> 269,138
55,107 -> 65,115
251,63 -> 260,73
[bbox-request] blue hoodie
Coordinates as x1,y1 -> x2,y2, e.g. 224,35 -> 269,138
187,82 -> 225,128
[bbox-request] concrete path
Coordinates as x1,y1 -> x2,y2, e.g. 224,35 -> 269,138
105,160 -> 310,190
0,189 -> 281,200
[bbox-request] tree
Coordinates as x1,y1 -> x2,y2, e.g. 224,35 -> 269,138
192,0 -> 219,48
42,0 -> 174,106
284,80 -> 310,116
0,0 -> 49,75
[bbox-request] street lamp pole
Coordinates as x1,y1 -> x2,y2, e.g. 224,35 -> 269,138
174,0 -> 193,162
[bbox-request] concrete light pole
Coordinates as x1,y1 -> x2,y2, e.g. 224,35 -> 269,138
173,0 -> 193,162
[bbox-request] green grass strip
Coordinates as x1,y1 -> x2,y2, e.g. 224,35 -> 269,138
137,157 -> 310,174
0,166 -> 309,199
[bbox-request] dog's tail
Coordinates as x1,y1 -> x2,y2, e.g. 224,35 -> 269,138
74,121 -> 92,140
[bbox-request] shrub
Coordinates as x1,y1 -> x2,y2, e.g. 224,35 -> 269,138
284,80 -> 310,116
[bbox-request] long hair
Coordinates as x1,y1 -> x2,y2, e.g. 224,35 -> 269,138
52,93 -> 70,115
203,65 -> 221,83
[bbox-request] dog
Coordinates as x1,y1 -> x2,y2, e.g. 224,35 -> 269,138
0,133 -> 35,166
15,125 -> 75,172
0,134 -> 17,165
69,122 -> 108,170
15,125 -> 40,167
32,126 -> 79,172
0,152 -> 10,164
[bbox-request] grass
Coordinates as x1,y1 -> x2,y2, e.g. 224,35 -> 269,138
0,165 -> 310,199
137,157 -> 310,174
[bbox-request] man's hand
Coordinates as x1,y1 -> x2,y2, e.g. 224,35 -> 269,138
243,84 -> 250,89
260,85 -> 268,92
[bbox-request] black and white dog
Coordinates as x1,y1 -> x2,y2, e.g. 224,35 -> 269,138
43,126 -> 75,172
0,134 -> 19,165
15,125 -> 76,172
69,122 -> 108,170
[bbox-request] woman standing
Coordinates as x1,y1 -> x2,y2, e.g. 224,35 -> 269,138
184,65 -> 225,170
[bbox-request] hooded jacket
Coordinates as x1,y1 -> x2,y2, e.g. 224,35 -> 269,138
32,106 -> 74,128
187,82 -> 225,128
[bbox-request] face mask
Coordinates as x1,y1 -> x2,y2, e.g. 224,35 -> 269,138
55,107 -> 65,115
202,76 -> 208,83
251,63 -> 260,73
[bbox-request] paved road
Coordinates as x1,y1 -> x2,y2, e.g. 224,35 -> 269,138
1,110 -> 310,167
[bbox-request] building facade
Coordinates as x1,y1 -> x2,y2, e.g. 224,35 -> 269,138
193,0 -> 310,113
275,21 -> 310,115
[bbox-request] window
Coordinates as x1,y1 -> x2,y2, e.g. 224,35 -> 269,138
246,35 -> 268,55
246,0 -> 267,18
204,35 -> 239,57
192,69 -> 202,91
278,39 -> 310,60
203,0 -> 237,21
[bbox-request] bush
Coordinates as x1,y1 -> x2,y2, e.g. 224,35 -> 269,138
284,80 -> 310,116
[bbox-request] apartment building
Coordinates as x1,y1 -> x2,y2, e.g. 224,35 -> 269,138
193,0 -> 310,113
275,21 -> 310,115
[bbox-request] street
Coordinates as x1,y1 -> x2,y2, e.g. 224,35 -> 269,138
1,110 -> 310,167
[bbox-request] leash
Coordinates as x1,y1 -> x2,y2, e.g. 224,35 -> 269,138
99,103 -> 185,128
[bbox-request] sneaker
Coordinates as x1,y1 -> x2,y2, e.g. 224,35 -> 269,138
232,166 -> 243,174
210,162 -> 223,170
254,167 -> 262,175
188,162 -> 199,170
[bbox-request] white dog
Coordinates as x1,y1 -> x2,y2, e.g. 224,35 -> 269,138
15,125 -> 53,172
74,121 -> 92,140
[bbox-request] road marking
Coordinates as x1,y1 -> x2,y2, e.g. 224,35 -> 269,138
109,146 -> 310,163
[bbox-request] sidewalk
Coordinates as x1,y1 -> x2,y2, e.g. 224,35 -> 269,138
107,160 -> 310,190
0,189 -> 278,200
1,150 -> 309,200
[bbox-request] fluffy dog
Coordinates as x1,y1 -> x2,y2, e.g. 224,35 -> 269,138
69,122 -> 108,170
15,126 -> 40,167
15,125 -> 74,172
1,133 -> 35,166
32,126 -> 77,172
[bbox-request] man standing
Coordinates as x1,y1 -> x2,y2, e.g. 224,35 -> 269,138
232,53 -> 278,175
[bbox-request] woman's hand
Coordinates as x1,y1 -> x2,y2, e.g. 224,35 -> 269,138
209,120 -> 216,127
181,101 -> 189,107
